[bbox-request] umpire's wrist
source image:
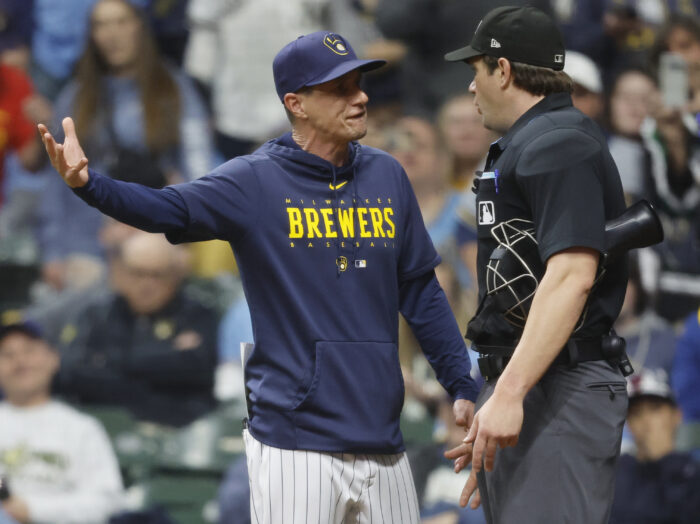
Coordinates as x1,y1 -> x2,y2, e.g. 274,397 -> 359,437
493,370 -> 529,402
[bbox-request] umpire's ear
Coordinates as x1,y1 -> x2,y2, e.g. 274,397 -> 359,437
283,92 -> 308,122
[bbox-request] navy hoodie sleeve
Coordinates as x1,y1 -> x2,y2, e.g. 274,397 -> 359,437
73,169 -> 190,233
72,157 -> 260,243
397,169 -> 441,280
400,270 -> 478,402
166,157 -> 261,243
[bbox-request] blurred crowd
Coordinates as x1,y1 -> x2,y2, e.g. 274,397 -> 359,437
0,1 -> 699,523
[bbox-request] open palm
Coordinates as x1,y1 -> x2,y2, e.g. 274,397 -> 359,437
38,117 -> 90,188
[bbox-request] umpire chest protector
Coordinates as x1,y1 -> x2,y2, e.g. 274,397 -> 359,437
467,93 -> 629,348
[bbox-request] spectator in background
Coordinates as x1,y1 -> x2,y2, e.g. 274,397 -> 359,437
142,0 -> 190,67
0,0 -> 33,71
435,93 -> 495,291
0,56 -> 48,258
614,257 -> 679,375
563,50 -> 605,122
56,232 -> 220,427
385,117 -> 471,291
605,67 -> 659,198
0,321 -> 123,524
39,0 -> 213,292
650,13 -> 700,114
374,0 -> 552,117
26,218 -> 139,348
672,308 -> 700,423
609,367 -> 700,524
30,0 -> 99,99
551,0 -> 661,84
0,64 -> 44,212
437,93 -> 496,192
184,0 -> 326,160
326,0 -> 405,118
635,31 -> 700,320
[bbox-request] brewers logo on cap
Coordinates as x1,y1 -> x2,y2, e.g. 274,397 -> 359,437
324,34 -> 349,56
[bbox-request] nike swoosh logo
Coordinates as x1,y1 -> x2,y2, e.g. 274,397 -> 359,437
329,181 -> 348,190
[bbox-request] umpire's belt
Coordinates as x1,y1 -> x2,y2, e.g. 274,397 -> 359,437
476,338 -> 606,381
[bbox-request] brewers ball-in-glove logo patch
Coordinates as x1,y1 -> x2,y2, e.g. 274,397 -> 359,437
336,256 -> 348,272
324,34 -> 349,55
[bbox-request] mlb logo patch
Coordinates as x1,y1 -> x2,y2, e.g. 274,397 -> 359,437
478,201 -> 495,225
490,38 -> 501,48
554,54 -> 564,64
355,259 -> 367,269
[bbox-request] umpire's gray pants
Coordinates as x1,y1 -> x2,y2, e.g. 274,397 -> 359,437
476,360 -> 628,524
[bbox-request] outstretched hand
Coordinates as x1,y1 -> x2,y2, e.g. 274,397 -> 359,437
38,117 -> 89,188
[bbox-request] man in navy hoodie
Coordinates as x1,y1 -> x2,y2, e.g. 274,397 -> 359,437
38,31 -> 479,523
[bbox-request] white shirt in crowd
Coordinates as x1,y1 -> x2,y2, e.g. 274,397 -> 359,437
0,401 -> 124,524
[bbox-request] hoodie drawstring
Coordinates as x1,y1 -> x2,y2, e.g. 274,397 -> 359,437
331,166 -> 342,276
350,167 -> 360,268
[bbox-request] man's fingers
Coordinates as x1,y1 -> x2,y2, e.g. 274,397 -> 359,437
444,442 -> 471,460
72,157 -> 88,175
62,117 -> 77,139
483,439 -> 499,472
55,144 -> 70,174
471,433 -> 486,473
459,468 -> 479,508
454,454 -> 470,473
463,415 -> 478,444
42,132 -> 60,168
470,486 -> 482,510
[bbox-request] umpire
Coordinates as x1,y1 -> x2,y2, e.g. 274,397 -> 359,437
444,6 -> 629,524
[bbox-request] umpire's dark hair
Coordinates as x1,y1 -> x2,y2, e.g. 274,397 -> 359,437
483,55 -> 573,97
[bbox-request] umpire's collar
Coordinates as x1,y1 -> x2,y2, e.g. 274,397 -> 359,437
494,92 -> 573,154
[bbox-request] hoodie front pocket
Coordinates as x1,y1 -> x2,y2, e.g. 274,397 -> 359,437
293,341 -> 404,450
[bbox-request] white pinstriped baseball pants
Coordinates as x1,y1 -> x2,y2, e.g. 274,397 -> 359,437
243,429 -> 421,524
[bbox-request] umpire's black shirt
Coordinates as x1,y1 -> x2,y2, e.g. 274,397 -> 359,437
468,92 -> 628,345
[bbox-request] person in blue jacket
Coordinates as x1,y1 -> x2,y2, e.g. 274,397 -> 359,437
672,308 -> 700,423
38,31 -> 479,524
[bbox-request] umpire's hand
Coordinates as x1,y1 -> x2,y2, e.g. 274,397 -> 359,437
444,391 -> 524,509
38,117 -> 90,188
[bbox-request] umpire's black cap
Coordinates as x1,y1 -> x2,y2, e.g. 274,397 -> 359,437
445,6 -> 566,71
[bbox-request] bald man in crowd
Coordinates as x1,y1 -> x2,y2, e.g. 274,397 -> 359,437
56,232 -> 221,427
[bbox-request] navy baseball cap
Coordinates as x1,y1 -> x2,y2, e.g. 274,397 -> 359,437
273,31 -> 386,102
445,6 -> 566,71
0,320 -> 44,345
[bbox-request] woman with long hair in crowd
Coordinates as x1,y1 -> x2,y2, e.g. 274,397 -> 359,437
39,0 -> 214,292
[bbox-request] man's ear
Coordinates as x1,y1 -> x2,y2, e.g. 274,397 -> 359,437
497,57 -> 513,89
284,92 -> 307,121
